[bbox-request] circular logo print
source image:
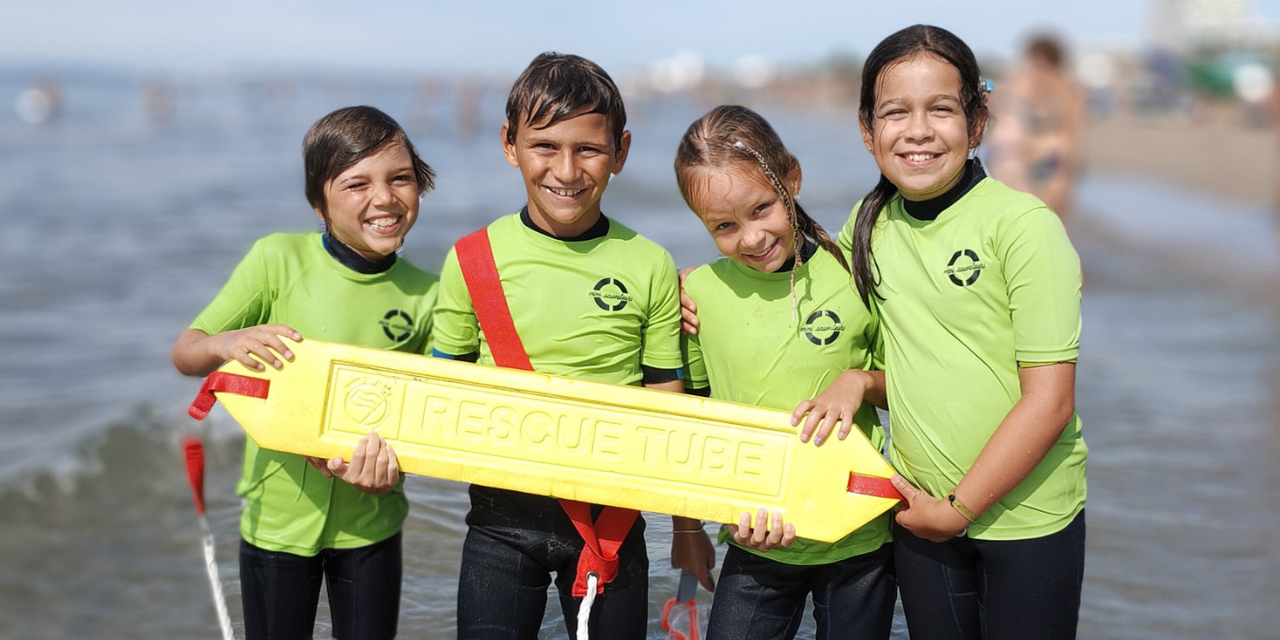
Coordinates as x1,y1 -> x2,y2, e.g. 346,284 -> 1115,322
803,310 -> 844,346
946,249 -> 983,287
381,309 -> 414,341
591,278 -> 631,311
344,382 -> 390,427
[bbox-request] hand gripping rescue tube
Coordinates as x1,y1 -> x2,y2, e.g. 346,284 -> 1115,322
188,338 -> 900,543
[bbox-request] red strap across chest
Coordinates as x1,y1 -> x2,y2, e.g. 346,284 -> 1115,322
454,228 -> 638,597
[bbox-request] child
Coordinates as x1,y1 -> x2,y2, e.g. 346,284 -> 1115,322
171,105 -> 439,640
430,52 -> 712,639
674,105 -> 895,640
844,25 -> 1087,639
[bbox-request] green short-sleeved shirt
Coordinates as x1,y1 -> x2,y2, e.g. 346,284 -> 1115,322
682,248 -> 891,565
432,213 -> 683,381
838,178 -> 1087,540
191,233 -> 439,555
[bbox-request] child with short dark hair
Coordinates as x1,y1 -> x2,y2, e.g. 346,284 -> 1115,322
172,105 -> 439,640
431,52 -> 711,639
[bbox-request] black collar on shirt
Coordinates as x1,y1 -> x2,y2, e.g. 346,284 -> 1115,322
774,237 -> 819,273
323,231 -> 397,274
902,158 -> 987,221
519,206 -> 611,241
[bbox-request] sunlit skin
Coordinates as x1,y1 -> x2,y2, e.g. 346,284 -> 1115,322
688,167 -> 798,274
316,141 -> 421,260
860,52 -> 985,202
502,111 -> 630,238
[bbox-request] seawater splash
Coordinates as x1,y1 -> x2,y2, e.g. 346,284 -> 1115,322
0,406 -> 245,639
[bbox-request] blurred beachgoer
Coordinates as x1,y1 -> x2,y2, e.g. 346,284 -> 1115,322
15,77 -> 61,125
144,76 -> 176,125
987,33 -> 1085,223
173,106 -> 439,640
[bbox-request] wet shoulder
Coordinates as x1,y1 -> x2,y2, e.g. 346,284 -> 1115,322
967,177 -> 1055,223
601,218 -> 677,269
253,232 -> 318,254
390,258 -> 441,297
684,259 -> 738,297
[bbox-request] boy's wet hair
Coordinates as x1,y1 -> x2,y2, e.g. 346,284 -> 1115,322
850,24 -> 988,306
504,52 -> 627,150
303,105 -> 435,214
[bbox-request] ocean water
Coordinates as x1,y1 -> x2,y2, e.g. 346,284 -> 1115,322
1,68 -> 1277,639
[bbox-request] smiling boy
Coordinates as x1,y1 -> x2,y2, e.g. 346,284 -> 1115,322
431,52 -> 711,639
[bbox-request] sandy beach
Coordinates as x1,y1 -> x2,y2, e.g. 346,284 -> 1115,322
1081,117 -> 1277,208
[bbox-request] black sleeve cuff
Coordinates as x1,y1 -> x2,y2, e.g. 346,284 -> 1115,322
641,365 -> 681,385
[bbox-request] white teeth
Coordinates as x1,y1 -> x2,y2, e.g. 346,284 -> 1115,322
547,187 -> 581,196
906,154 -> 935,162
367,218 -> 397,229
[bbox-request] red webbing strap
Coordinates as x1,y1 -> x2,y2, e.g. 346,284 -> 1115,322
454,228 -> 638,597
454,229 -> 533,372
188,371 -> 270,420
847,472 -> 904,501
559,500 -> 641,596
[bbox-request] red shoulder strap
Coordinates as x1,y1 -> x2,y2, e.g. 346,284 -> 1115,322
454,229 -> 533,372
453,227 -> 638,597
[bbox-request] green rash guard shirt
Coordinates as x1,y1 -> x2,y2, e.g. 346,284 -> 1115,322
432,213 -> 684,381
682,248 -> 891,565
838,178 -> 1087,541
190,233 -> 440,556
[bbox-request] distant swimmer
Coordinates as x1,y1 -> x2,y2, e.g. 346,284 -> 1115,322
15,77 -> 61,125
987,33 -> 1085,223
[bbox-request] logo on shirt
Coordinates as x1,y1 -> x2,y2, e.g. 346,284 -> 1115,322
590,277 -> 633,311
802,310 -> 845,346
944,249 -> 986,287
380,309 -> 414,342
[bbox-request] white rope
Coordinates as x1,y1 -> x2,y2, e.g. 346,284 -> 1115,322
575,572 -> 599,640
200,516 -> 236,640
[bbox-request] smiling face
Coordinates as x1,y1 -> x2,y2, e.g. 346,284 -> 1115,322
861,52 -> 983,202
315,141 -> 420,260
689,166 -> 798,273
502,110 -> 630,238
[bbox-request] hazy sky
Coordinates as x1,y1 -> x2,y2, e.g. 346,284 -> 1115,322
4,1 -> 1278,77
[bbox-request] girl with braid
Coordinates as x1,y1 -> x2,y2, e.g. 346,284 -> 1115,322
673,105 -> 895,640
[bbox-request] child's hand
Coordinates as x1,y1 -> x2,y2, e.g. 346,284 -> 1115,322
728,509 -> 796,552
213,324 -> 301,371
678,266 -> 700,335
790,369 -> 872,446
669,517 -> 716,592
322,432 -> 402,495
890,474 -> 970,542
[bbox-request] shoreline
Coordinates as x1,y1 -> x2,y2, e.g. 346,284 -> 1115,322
1080,117 -> 1277,209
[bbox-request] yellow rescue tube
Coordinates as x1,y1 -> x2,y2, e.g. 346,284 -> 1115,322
193,338 -> 899,543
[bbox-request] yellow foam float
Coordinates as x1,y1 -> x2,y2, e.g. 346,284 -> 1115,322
189,338 -> 899,543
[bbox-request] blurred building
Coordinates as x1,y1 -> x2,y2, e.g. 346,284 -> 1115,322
1148,0 -> 1279,53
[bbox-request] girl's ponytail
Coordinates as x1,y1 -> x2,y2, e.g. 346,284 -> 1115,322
851,174 -> 897,306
